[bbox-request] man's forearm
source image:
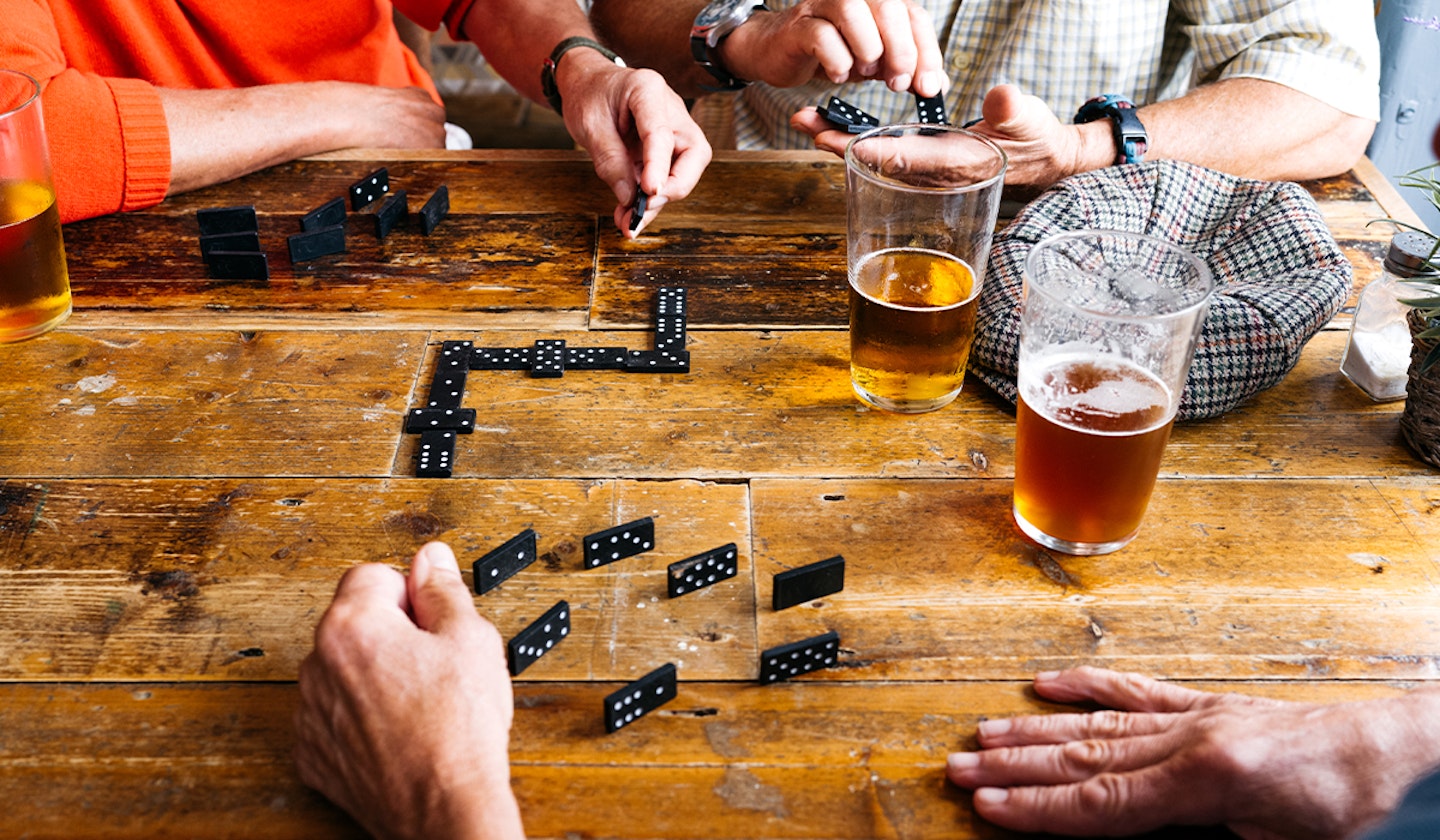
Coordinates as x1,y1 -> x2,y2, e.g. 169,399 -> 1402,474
158,83 -> 444,195
1139,77 -> 1375,181
460,0 -> 617,106
591,0 -> 716,98
159,86 -> 336,194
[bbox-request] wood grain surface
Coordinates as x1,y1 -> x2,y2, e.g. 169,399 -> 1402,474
1,151 -> 1433,839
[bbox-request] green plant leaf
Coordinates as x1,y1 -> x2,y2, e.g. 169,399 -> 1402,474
1416,325 -> 1440,341
1398,296 -> 1440,308
1421,341 -> 1440,374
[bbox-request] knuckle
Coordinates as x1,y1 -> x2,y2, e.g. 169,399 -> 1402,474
874,0 -> 909,18
1190,711 -> 1263,776
1076,773 -> 1132,823
1059,738 -> 1113,774
314,602 -> 376,661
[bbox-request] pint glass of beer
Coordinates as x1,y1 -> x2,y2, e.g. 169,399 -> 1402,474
0,69 -> 71,343
1013,231 -> 1213,555
845,125 -> 1005,413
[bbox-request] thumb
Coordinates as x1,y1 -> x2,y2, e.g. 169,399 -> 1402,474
980,84 -> 1049,139
407,541 -> 480,637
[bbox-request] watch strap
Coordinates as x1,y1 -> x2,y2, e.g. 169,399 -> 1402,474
690,2 -> 767,92
540,37 -> 625,116
1074,94 -> 1149,166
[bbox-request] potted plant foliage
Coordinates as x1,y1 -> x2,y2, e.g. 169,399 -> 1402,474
1389,164 -> 1440,466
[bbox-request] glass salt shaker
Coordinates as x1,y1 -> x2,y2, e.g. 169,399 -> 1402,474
1341,231 -> 1440,401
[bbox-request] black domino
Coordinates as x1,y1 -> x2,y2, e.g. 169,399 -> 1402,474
759,631 -> 840,683
625,349 -> 689,372
426,341 -> 472,409
530,339 -> 565,378
419,185 -> 450,235
772,554 -> 845,611
629,188 -> 647,233
668,543 -> 739,598
654,286 -> 687,353
197,205 -> 258,236
583,517 -> 655,569
200,231 -> 261,261
287,224 -> 346,263
350,167 -> 389,210
300,196 -> 347,232
603,663 -> 677,733
473,528 -> 538,595
206,250 -> 269,281
404,407 -> 475,433
507,599 -> 570,676
565,346 -> 630,370
374,189 -> 409,240
415,430 -> 456,477
471,346 -> 532,370
915,94 -> 949,125
819,96 -> 877,130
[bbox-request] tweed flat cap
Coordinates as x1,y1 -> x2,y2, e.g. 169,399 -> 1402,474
970,161 -> 1352,421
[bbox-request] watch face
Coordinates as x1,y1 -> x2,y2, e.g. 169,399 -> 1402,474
694,0 -> 756,32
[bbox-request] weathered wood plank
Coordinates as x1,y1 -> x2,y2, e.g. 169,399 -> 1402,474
424,329 -> 1428,480
0,330 -> 424,477
3,475 -> 1435,682
593,228 -> 847,329
62,211 -> 597,328
752,477 -> 1440,680
0,680 -> 1412,840
56,155 -> 1392,332
2,329 -> 1426,482
0,479 -> 753,681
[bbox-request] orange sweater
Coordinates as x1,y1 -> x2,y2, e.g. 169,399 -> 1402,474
2,1 -> 478,223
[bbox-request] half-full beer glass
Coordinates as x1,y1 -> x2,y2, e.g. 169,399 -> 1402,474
845,125 -> 1005,413
0,69 -> 70,343
1013,231 -> 1213,555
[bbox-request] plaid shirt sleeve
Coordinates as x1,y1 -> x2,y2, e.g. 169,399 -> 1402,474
731,0 -> 1379,150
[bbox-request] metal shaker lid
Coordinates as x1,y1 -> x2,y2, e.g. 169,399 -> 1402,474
1386,230 -> 1440,277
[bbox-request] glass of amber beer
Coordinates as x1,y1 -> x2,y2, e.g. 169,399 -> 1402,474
845,125 -> 1005,413
0,69 -> 70,343
1013,231 -> 1213,555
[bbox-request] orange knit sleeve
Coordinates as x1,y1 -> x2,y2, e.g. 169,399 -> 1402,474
2,2 -> 172,222
43,72 -> 172,222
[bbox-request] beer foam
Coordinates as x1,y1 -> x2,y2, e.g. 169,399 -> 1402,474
1022,354 -> 1174,434
1064,377 -> 1159,417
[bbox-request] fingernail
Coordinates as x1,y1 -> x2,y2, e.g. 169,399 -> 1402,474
974,787 -> 1009,806
946,752 -> 979,770
1035,670 -> 1061,681
923,71 -> 948,96
977,718 -> 1010,738
859,62 -> 879,77
890,74 -> 912,93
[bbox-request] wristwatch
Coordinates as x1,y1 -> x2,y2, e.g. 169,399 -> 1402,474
540,37 -> 626,117
1074,94 -> 1149,166
690,0 -> 769,91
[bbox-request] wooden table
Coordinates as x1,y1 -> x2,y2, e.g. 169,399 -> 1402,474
2,151 -> 1436,839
